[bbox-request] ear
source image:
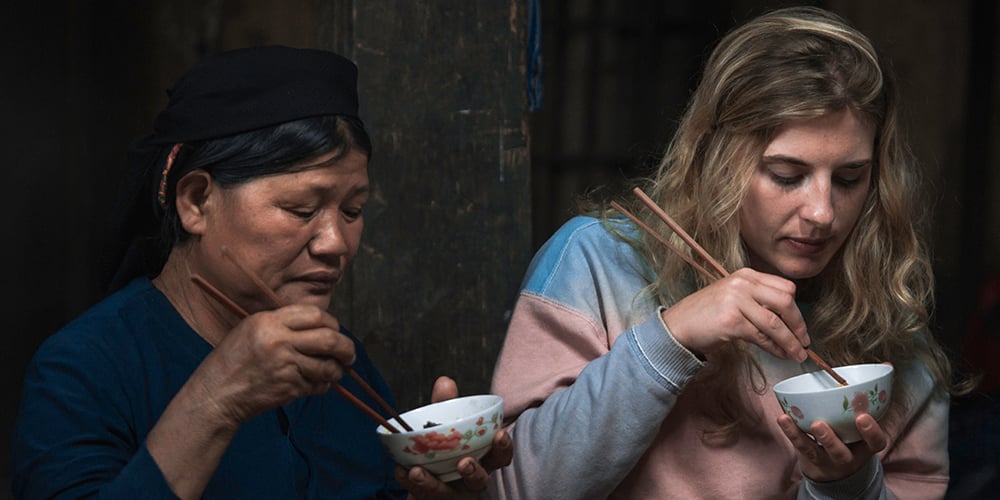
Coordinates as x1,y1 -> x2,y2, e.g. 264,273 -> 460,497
174,170 -> 215,236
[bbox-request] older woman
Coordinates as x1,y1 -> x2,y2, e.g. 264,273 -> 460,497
12,45 -> 509,499
490,7 -> 969,499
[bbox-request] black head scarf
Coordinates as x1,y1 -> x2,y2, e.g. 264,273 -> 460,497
104,45 -> 364,292
147,45 -> 361,145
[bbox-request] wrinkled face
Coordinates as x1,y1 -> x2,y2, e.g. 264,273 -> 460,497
739,110 -> 874,280
192,148 -> 369,311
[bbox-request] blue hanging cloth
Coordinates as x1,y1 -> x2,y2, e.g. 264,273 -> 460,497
527,0 -> 543,111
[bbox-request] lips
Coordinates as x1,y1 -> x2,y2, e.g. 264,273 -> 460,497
295,270 -> 340,292
783,236 -> 830,255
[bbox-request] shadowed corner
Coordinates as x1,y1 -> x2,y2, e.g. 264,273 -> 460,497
946,270 -> 1000,498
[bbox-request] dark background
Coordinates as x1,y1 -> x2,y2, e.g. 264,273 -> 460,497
3,0 -> 997,497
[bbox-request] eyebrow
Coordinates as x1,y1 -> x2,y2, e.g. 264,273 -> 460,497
304,183 -> 370,197
761,154 -> 872,169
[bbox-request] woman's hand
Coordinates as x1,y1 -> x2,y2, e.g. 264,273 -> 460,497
777,413 -> 888,482
396,376 -> 514,499
193,304 -> 357,427
660,267 -> 810,362
147,303 -> 355,498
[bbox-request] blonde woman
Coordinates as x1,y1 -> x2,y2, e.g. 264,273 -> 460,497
490,6 -> 969,499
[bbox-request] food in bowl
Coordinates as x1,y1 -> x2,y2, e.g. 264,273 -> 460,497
376,394 -> 503,482
773,363 -> 893,444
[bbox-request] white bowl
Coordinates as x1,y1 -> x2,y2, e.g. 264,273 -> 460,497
376,394 -> 503,482
773,363 -> 893,444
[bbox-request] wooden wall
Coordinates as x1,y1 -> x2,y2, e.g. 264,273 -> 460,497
338,2 -> 532,406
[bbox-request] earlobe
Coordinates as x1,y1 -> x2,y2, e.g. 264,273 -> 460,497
174,171 -> 214,235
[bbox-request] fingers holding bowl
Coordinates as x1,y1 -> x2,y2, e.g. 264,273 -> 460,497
378,395 -> 504,485
479,429 -> 513,471
855,413 -> 888,453
394,453 -> 493,499
773,363 -> 893,444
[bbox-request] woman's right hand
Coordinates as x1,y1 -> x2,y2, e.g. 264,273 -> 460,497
147,303 -> 355,498
659,267 -> 809,362
194,303 -> 357,427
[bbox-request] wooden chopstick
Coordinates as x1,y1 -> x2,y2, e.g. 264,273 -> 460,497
218,246 -> 284,309
191,273 -> 403,433
191,274 -> 250,318
217,246 -> 414,431
802,350 -> 846,386
631,188 -> 728,279
191,256 -> 413,432
331,384 -> 401,434
621,187 -> 849,386
609,201 -> 717,282
190,272 -> 405,433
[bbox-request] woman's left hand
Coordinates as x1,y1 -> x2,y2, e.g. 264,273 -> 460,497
777,412 -> 888,482
396,376 -> 514,499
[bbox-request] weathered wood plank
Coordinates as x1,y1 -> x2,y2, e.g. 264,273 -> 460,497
331,1 -> 532,410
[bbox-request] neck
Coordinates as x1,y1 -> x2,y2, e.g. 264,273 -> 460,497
153,251 -> 237,347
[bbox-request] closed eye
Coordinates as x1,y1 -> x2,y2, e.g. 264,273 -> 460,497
835,176 -> 863,187
343,207 -> 363,222
287,208 -> 316,219
769,173 -> 802,187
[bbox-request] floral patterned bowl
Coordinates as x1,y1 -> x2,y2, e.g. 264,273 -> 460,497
376,394 -> 503,482
773,363 -> 893,444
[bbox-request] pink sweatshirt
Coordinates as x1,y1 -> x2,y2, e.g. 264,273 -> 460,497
489,216 -> 949,499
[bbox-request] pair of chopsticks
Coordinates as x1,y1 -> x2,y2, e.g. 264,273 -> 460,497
189,246 -> 414,433
611,187 -> 848,386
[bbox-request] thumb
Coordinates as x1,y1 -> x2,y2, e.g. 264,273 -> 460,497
431,376 -> 459,403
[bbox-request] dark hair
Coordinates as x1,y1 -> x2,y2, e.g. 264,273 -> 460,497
106,114 -> 371,291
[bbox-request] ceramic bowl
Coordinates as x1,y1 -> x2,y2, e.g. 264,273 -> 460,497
773,363 -> 893,444
376,394 -> 503,482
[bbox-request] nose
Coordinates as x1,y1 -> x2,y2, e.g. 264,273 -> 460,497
800,179 -> 834,228
309,214 -> 351,258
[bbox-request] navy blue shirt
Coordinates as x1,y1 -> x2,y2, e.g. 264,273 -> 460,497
12,278 -> 405,499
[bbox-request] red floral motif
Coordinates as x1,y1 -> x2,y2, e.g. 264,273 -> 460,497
476,417 -> 484,426
790,406 -> 804,419
407,429 -> 463,454
851,392 -> 870,414
878,390 -> 888,404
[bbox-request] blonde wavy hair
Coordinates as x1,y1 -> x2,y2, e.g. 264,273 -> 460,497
606,6 -> 969,439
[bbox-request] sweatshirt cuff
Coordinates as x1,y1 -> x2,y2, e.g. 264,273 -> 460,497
801,456 -> 882,500
629,307 -> 705,393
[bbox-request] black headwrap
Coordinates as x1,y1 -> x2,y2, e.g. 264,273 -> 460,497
147,45 -> 361,145
104,45 -> 364,292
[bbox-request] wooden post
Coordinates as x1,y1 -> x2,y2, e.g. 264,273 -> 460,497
322,1 -> 532,410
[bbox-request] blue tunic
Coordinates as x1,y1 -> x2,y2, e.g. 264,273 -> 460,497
12,278 -> 406,499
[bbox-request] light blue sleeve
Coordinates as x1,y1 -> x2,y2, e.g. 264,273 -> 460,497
799,457 -> 892,500
494,313 -> 703,498
489,216 -> 704,498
